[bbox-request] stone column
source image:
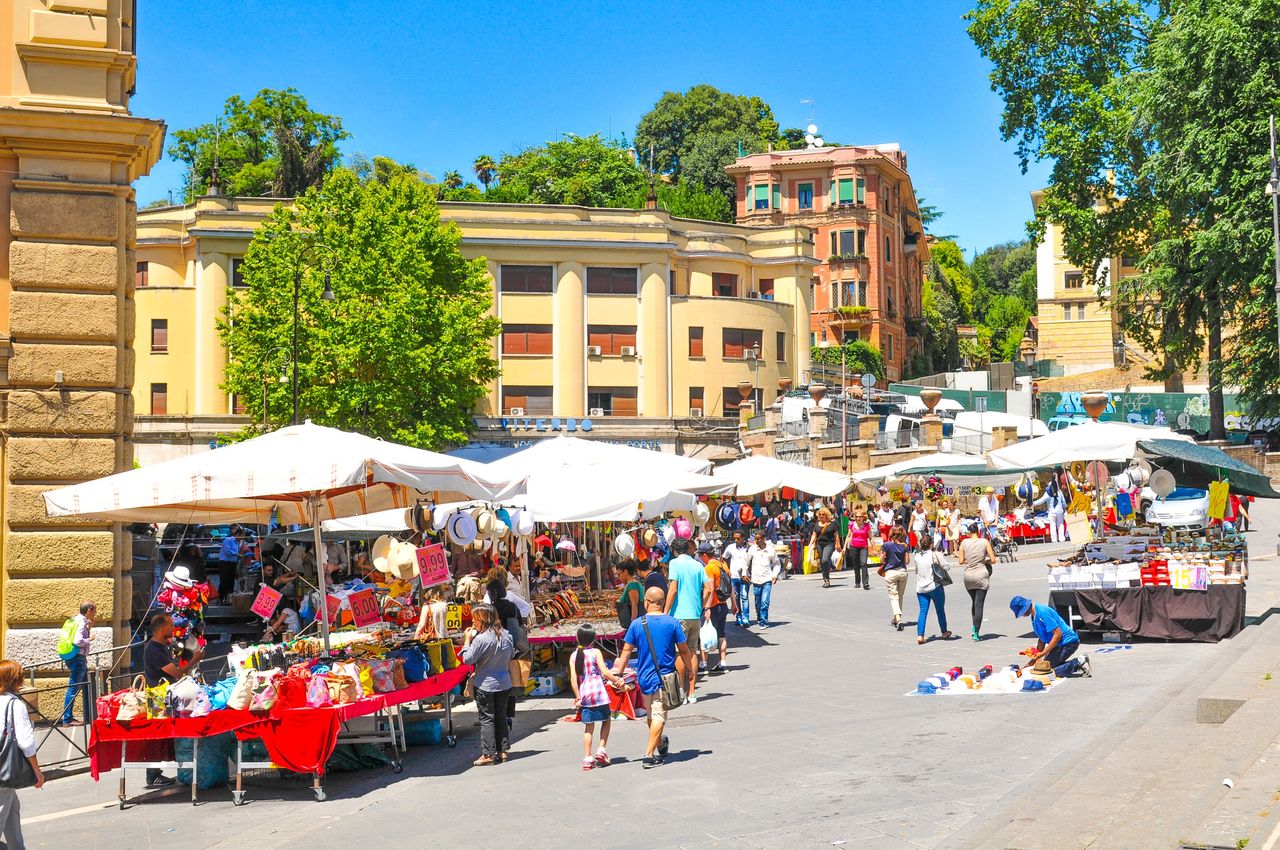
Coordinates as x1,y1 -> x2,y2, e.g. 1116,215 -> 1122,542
921,414 -> 944,448
194,250 -> 229,415
553,262 -> 585,417
638,262 -> 669,417
858,414 -> 881,442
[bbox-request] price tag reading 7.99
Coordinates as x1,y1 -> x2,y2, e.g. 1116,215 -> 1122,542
347,588 -> 381,628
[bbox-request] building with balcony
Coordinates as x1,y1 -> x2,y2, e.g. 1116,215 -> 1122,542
726,142 -> 930,381
133,197 -> 818,461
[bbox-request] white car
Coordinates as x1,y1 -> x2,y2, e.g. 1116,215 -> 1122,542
1141,487 -> 1209,529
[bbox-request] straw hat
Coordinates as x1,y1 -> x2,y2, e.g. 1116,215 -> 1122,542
515,510 -> 536,537
473,508 -> 498,538
446,511 -> 478,547
389,540 -> 418,580
693,502 -> 711,527
1026,658 -> 1055,685
164,565 -> 195,588
372,535 -> 397,574
641,527 -> 659,548
404,504 -> 431,534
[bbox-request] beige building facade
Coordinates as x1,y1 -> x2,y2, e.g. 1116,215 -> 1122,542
0,1 -> 164,689
133,198 -> 818,461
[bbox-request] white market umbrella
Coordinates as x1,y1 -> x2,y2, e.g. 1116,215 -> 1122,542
714,455 -> 851,498
851,452 -> 992,487
987,420 -> 1192,470
43,422 -> 525,649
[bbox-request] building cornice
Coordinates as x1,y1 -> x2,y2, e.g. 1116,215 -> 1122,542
0,108 -> 165,182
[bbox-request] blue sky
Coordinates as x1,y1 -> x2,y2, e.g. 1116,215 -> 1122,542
134,0 -> 1050,254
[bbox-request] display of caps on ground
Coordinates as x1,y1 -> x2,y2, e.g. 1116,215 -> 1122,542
916,681 -> 938,694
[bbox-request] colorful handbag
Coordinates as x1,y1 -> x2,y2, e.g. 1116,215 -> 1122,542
366,659 -> 397,694
188,688 -> 212,718
144,681 -> 170,719
115,675 -> 147,723
331,662 -> 367,698
390,648 -> 427,682
166,676 -> 204,717
390,658 -> 409,691
249,670 -> 280,712
306,674 -> 332,708
323,674 -> 359,705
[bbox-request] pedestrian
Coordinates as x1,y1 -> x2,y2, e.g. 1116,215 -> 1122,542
722,530 -> 752,627
894,497 -> 913,534
460,603 -> 514,767
943,499 -> 963,554
808,508 -> 841,588
637,556 -> 667,598
615,560 -> 644,630
978,487 -> 1001,536
663,538 -> 710,704
0,660 -> 43,847
143,613 -> 204,787
570,624 -> 624,771
697,542 -> 732,672
1034,481 -> 1069,543
1009,595 -> 1091,678
844,511 -> 871,590
764,511 -> 781,543
747,531 -> 782,626
958,524 -> 997,641
487,580 -> 528,741
55,601 -> 95,726
909,501 -> 930,549
875,500 -> 896,540
613,587 -> 695,769
911,534 -> 952,645
215,525 -> 244,598
880,526 -> 909,631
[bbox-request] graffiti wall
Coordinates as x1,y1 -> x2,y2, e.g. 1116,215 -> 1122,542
1037,390 -> 1278,434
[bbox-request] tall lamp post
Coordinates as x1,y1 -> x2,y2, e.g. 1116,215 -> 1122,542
1020,336 -> 1037,436
290,242 -> 338,426
750,340 -> 762,410
1267,115 -> 1280,375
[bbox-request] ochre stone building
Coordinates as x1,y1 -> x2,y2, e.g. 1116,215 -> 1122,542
0,1 -> 163,694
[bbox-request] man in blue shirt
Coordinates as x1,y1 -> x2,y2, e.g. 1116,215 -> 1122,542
615,587 -> 695,769
1010,595 -> 1091,678
664,538 -> 711,703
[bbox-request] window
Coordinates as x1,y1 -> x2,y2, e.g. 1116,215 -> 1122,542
1121,256 -> 1138,268
1064,271 -> 1084,289
797,183 -> 813,209
857,229 -> 867,255
502,385 -> 552,415
776,331 -> 786,362
501,323 -> 553,355
150,319 -> 168,354
587,386 -> 638,416
771,184 -> 781,210
1063,304 -> 1072,321
837,178 -> 854,204
689,387 -> 704,415
758,278 -> 774,300
135,261 -> 149,288
500,265 -> 553,293
689,326 -> 704,357
712,272 -> 739,297
150,383 -> 167,416
887,286 -> 896,318
1077,303 -> 1086,320
885,236 -> 893,264
753,184 -> 769,210
885,335 -> 894,360
586,267 -> 637,295
231,258 -> 246,288
722,386 -> 762,417
859,280 -> 869,306
830,229 -> 856,257
722,327 -> 763,359
587,324 -> 637,356
856,178 -> 866,204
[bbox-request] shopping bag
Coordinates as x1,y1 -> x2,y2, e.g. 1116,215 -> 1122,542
306,674 -> 333,707
249,670 -> 280,712
115,675 -> 147,723
424,642 -> 443,676
507,659 -> 531,688
699,620 -> 718,652
390,648 -> 427,682
145,681 -> 170,719
323,674 -> 359,705
366,659 -> 397,694
226,669 -> 254,711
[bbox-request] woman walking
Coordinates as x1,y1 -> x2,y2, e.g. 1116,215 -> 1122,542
809,508 -> 842,588
958,524 -> 997,641
943,499 -> 962,554
909,501 -> 930,550
844,511 -> 872,590
881,526 -> 910,630
875,500 -> 896,540
460,604 -> 514,766
0,660 -> 43,849
912,535 -> 951,645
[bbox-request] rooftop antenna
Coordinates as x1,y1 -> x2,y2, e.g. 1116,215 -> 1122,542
645,144 -> 658,210
800,98 -> 824,149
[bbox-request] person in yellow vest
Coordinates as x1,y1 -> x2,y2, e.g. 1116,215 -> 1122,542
56,601 -> 95,726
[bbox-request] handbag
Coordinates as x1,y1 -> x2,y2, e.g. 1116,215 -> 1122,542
931,553 -> 953,588
249,670 -> 280,711
638,615 -> 684,710
0,699 -> 35,789
145,681 -> 170,719
166,676 -> 203,717
366,659 -> 397,694
226,669 -> 254,711
508,658 -> 532,688
323,674 -> 360,705
306,674 -> 333,707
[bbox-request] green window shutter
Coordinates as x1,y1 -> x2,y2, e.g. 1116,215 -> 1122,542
838,179 -> 853,203
829,231 -> 838,255
856,178 -> 865,204
771,184 -> 780,209
754,185 -> 768,202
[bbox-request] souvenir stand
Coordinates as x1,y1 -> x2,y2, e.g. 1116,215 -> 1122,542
43,423 -> 522,806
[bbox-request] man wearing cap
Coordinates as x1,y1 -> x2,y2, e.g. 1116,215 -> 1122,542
722,530 -> 752,627
664,539 -> 711,704
697,542 -> 731,672
747,531 -> 782,627
1009,595 -> 1092,678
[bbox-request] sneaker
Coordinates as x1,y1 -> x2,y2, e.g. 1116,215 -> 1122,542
594,751 -> 610,767
147,775 -> 176,788
581,758 -> 596,771
642,754 -> 665,769
1078,656 -> 1093,678
685,695 -> 698,705
659,735 -> 669,756
972,629 -> 981,642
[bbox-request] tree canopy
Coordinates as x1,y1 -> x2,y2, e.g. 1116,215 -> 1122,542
168,88 -> 348,201
494,133 -> 647,208
634,84 -> 779,177
219,167 -> 500,448
811,339 -> 886,379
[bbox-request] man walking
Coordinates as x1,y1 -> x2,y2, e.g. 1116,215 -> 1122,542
722,530 -> 752,627
697,542 -> 732,673
664,538 -> 710,704
56,601 -> 95,725
614,587 -> 694,769
747,531 -> 782,627
143,613 -> 204,786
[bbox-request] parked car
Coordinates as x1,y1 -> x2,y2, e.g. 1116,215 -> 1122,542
1047,416 -> 1087,432
1141,487 -> 1209,529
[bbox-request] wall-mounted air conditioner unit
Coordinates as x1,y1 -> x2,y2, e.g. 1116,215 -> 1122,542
689,409 -> 704,418
508,407 -> 525,416
587,345 -> 602,356
619,345 -> 636,356
747,291 -> 760,299
588,407 -> 605,417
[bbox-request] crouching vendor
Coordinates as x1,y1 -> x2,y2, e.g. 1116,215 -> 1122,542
1009,595 -> 1092,679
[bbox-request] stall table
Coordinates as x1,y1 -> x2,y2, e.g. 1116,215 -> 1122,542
1050,586 -> 1245,642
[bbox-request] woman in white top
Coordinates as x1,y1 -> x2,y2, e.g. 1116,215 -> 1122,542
0,659 -> 43,849
911,535 -> 952,646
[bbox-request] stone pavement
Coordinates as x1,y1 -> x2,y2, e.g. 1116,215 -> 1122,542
14,506 -> 1280,850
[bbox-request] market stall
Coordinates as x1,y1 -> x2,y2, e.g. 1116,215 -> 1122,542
714,455 -> 851,498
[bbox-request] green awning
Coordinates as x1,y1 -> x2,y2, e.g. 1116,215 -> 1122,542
1137,439 -> 1280,498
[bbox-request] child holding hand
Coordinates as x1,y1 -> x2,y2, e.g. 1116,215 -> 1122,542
569,624 -> 624,770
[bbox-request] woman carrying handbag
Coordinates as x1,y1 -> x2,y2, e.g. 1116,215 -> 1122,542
808,508 -> 841,588
0,660 -> 44,850
911,535 -> 952,645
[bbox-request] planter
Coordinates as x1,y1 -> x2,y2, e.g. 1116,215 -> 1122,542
737,381 -> 754,400
1081,391 -> 1110,421
808,383 -> 827,403
777,377 -> 793,392
919,388 -> 943,413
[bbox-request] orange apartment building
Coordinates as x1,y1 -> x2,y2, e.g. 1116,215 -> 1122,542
727,143 -> 929,381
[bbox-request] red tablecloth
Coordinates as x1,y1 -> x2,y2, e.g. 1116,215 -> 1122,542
90,665 -> 471,779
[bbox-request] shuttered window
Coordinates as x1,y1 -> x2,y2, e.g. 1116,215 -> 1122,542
588,387 -> 638,416
151,383 -> 167,415
501,324 -> 553,355
689,327 -> 704,357
151,319 -> 168,354
722,328 -> 763,359
587,325 -> 637,356
501,386 -> 552,415
586,267 -> 637,295
499,265 -> 554,293
689,387 -> 704,414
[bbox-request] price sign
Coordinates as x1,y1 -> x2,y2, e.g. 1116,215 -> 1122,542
348,588 -> 381,628
250,585 -> 282,619
325,593 -> 342,626
415,543 -> 450,588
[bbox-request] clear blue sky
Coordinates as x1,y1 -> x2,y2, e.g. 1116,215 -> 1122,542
134,0 -> 1050,255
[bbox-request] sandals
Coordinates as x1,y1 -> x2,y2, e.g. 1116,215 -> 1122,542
941,631 -> 953,640
473,755 -> 495,767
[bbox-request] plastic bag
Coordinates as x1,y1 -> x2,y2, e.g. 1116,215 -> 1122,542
699,620 -> 718,652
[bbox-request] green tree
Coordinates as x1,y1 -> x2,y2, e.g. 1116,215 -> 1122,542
928,240 -> 976,322
495,133 -> 647,207
168,88 -> 348,201
219,167 -> 500,448
614,177 -> 732,222
677,130 -> 752,206
971,240 -> 1036,317
635,84 -> 779,176
809,340 -> 886,379
347,153 -> 431,185
442,170 -> 464,189
985,294 -> 1032,362
473,154 -> 496,190
919,265 -> 962,373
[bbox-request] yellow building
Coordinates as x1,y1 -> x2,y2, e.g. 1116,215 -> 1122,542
0,2 -> 163,692
133,196 -> 818,460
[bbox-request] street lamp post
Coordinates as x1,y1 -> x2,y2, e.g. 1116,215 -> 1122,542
289,241 -> 338,426
1021,336 -> 1036,436
1267,115 -> 1280,376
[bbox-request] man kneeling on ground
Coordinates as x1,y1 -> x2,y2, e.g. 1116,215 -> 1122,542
613,587 -> 694,769
1010,595 -> 1092,678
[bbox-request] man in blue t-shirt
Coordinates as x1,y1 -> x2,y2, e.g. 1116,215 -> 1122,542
1010,595 -> 1091,678
664,538 -> 712,703
615,587 -> 694,769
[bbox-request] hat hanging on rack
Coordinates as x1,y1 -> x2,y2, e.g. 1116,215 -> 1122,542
693,502 -> 711,527
641,527 -> 659,548
660,524 -> 675,545
446,511 -> 478,547
673,516 -> 693,539
515,510 -> 536,537
371,535 -> 398,574
614,532 -> 635,558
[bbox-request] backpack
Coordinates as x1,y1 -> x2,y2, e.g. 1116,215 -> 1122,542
714,561 -> 732,603
56,617 -> 78,660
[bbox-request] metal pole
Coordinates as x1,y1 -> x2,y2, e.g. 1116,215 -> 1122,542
292,268 -> 300,427
1270,115 -> 1280,373
308,495 -> 332,652
841,342 -> 848,470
